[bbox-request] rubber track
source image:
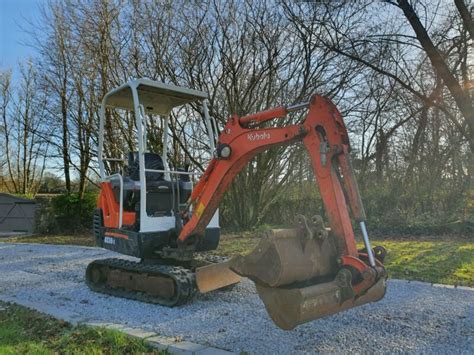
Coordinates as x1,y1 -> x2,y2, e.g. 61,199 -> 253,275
85,258 -> 196,307
195,254 -> 229,265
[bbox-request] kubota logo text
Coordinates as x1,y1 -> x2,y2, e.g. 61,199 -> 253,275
247,132 -> 271,141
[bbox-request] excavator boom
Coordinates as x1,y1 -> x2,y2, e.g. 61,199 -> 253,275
180,94 -> 387,329
180,96 -> 363,253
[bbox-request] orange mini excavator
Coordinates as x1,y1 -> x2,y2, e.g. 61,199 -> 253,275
86,78 -> 387,330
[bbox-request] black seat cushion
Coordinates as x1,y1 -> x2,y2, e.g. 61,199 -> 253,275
128,152 -> 164,181
146,180 -> 193,216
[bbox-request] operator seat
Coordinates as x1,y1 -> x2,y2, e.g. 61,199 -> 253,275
123,152 -> 192,218
127,152 -> 164,181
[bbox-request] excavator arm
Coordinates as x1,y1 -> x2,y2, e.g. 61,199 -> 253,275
180,95 -> 369,259
179,94 -> 387,329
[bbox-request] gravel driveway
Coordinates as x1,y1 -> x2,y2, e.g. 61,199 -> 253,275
0,242 -> 472,354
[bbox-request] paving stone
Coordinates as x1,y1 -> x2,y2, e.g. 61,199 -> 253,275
147,336 -> 224,354
195,347 -> 235,355
147,335 -> 177,346
121,327 -> 157,339
172,341 -> 208,352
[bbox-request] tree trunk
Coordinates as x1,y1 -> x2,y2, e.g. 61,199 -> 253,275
454,0 -> 474,41
375,132 -> 387,183
61,90 -> 71,192
397,0 -> 474,143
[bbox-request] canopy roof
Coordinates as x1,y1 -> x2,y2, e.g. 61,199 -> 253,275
103,78 -> 208,115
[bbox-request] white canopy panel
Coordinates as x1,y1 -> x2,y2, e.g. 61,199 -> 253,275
104,78 -> 208,115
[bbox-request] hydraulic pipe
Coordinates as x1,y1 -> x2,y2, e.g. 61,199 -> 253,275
360,221 -> 376,267
239,106 -> 287,126
286,101 -> 309,112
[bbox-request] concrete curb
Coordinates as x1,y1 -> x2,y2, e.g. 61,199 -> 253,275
390,278 -> 474,291
85,322 -> 235,355
0,297 -> 235,354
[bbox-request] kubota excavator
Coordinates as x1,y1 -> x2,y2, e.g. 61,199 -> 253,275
86,78 -> 387,330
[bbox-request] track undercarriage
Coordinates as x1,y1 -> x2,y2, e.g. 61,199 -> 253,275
86,258 -> 196,306
85,255 -> 239,307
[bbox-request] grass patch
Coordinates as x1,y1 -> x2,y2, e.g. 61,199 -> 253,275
1,234 -> 95,247
371,240 -> 474,286
215,234 -> 474,286
212,233 -> 260,257
0,302 -> 165,354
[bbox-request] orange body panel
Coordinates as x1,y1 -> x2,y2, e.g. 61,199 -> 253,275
104,231 -> 130,239
178,95 -> 361,258
98,182 -> 136,228
239,106 -> 287,126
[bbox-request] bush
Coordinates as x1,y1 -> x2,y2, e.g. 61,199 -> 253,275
51,193 -> 97,233
34,196 -> 57,234
360,178 -> 471,237
229,176 -> 472,237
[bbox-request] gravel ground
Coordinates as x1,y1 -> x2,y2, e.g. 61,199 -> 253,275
0,243 -> 472,354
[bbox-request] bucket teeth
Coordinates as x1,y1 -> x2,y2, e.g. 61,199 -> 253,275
295,214 -> 328,240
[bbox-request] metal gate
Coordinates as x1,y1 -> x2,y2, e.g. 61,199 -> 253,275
0,193 -> 36,235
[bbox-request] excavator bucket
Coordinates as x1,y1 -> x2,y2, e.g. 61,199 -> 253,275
229,215 -> 387,330
255,271 -> 386,330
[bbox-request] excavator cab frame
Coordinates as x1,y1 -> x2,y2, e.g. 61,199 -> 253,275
96,78 -> 220,256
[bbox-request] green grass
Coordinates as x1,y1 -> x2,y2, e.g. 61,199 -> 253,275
0,302 -> 165,354
2,234 -> 95,247
370,240 -> 474,286
212,233 -> 260,257
215,234 -> 474,286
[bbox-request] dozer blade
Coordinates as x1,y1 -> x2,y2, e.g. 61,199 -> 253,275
228,215 -> 387,329
195,261 -> 241,293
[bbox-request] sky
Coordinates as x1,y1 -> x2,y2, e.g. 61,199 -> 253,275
0,0 -> 44,79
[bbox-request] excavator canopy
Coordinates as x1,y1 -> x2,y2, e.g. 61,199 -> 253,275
103,78 -> 208,115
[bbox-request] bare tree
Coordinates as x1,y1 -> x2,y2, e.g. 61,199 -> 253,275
395,0 -> 473,147
10,0 -> 468,230
0,62 -> 50,195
